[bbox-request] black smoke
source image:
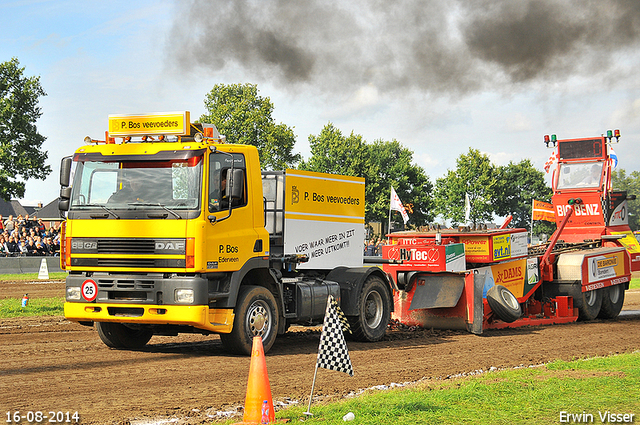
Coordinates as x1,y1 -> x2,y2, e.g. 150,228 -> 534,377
166,0 -> 640,96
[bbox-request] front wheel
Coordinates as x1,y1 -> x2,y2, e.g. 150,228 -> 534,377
96,322 -> 153,349
348,276 -> 391,342
220,285 -> 279,355
598,285 -> 625,319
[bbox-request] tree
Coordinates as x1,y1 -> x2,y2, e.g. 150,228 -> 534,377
0,57 -> 51,201
612,168 -> 640,231
434,148 -> 495,226
493,159 -> 553,232
367,139 -> 433,227
300,123 -> 433,227
199,83 -> 300,170
299,123 -> 370,177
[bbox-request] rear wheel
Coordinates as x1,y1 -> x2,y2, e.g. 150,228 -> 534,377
220,285 -> 279,355
348,276 -> 391,342
577,288 -> 602,321
598,285 -> 625,319
486,285 -> 521,323
96,322 -> 153,349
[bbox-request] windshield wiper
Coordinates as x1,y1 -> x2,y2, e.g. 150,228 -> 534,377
128,202 -> 181,219
85,204 -> 120,219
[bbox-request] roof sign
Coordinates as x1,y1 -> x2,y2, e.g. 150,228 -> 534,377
108,111 -> 190,136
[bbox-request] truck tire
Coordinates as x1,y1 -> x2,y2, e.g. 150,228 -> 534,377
576,288 -> 602,321
486,285 -> 521,323
597,285 -> 625,319
96,322 -> 153,349
220,285 -> 279,355
348,276 -> 391,342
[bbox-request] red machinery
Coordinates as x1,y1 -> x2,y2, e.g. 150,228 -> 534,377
383,130 -> 636,333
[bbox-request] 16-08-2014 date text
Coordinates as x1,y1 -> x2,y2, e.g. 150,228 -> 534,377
5,411 -> 79,423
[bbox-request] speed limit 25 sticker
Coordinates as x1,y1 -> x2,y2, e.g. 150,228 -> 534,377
81,279 -> 98,302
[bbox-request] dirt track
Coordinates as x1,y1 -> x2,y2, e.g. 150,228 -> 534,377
1,279 -> 640,424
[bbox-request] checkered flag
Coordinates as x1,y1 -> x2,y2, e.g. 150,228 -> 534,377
316,295 -> 353,377
329,294 -> 351,335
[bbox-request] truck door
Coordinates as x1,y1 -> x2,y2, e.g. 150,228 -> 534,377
204,151 -> 256,274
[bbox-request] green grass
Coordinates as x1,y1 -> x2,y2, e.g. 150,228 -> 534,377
630,278 -> 640,290
0,272 -> 67,282
0,296 -> 65,318
259,352 -> 640,425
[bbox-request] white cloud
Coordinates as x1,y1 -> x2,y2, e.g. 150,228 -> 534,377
502,112 -> 533,132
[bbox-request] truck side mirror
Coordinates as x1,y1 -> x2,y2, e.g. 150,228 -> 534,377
59,157 -> 73,212
59,186 -> 72,212
627,194 -> 637,201
226,168 -> 245,200
58,199 -> 70,212
60,157 -> 72,187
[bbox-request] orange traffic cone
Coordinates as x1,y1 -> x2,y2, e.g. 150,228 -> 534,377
242,336 -> 275,424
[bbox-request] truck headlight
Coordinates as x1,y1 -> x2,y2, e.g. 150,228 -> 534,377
175,288 -> 194,304
67,287 -> 81,301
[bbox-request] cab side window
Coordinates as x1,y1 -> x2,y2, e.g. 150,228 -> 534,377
209,153 -> 246,212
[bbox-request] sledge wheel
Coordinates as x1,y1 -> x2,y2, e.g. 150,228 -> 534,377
486,285 -> 521,323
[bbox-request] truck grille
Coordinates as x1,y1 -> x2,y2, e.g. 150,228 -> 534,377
98,239 -> 156,254
69,237 -> 187,269
71,238 -> 186,255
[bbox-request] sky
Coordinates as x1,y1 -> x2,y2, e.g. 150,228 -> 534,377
3,0 -> 640,208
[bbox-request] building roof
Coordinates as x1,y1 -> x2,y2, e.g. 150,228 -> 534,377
33,199 -> 63,221
0,200 -> 29,218
0,199 -> 62,221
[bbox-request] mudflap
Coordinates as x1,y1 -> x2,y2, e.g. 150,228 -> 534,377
392,271 -> 484,334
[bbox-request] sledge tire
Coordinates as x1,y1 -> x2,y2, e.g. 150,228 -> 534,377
487,285 -> 521,323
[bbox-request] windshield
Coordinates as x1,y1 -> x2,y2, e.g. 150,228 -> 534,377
69,154 -> 203,213
556,162 -> 603,190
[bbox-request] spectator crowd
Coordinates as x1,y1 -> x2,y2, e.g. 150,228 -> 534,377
364,237 -> 386,256
0,214 -> 61,257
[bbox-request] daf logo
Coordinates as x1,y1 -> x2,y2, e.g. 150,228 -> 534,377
155,241 -> 185,250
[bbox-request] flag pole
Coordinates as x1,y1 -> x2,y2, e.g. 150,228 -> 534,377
304,364 -> 320,416
388,185 -> 392,235
530,198 -> 534,244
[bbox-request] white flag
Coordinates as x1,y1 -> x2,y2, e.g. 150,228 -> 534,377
464,193 -> 471,223
390,186 -> 409,224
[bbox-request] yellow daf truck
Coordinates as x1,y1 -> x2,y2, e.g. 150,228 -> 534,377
59,111 -> 393,354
